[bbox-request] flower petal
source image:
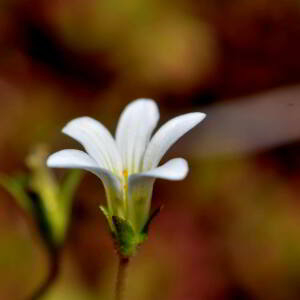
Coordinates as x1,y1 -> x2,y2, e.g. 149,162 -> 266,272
47,149 -> 123,216
115,99 -> 159,174
127,158 -> 188,232
62,117 -> 122,174
137,158 -> 188,180
47,149 -> 99,170
143,112 -> 206,170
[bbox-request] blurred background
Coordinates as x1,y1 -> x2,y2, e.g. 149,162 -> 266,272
1,0 -> 300,299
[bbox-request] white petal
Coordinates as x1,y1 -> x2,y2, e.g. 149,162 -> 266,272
62,117 -> 122,174
115,99 -> 159,174
47,149 -> 123,216
143,112 -> 206,170
127,158 -> 188,232
47,149 -> 99,170
134,158 -> 188,181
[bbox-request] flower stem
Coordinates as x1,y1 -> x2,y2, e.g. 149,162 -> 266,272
115,255 -> 130,300
29,250 -> 60,300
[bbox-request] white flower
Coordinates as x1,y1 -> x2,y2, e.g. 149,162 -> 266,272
47,99 -> 206,233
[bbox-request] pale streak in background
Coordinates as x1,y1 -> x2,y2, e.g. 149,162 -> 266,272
1,78 -> 300,158
183,85 -> 300,157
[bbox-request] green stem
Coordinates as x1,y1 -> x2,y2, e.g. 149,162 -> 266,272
29,250 -> 60,300
115,255 -> 130,300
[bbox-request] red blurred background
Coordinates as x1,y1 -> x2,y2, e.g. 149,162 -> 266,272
1,0 -> 300,299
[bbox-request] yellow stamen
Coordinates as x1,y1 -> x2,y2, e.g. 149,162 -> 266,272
123,169 -> 128,178
122,169 -> 129,216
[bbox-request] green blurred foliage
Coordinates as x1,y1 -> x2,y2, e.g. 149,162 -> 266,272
0,146 -> 83,249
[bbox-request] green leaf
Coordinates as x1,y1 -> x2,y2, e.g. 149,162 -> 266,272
0,173 -> 32,212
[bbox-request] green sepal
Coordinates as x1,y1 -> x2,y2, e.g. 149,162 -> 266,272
142,205 -> 164,234
99,205 -> 114,232
112,216 -> 147,257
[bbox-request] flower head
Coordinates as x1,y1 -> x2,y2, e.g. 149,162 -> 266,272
47,99 -> 205,253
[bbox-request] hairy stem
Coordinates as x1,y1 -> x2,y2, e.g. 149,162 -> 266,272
115,256 -> 130,300
29,250 -> 60,300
